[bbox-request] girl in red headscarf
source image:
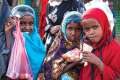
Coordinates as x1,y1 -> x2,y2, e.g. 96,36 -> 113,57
80,8 -> 120,80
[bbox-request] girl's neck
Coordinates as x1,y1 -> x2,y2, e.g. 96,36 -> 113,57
64,40 -> 80,49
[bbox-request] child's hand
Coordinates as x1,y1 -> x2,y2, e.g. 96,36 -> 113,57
82,51 -> 104,72
52,58 -> 65,80
5,16 -> 19,32
50,25 -> 60,34
62,48 -> 82,62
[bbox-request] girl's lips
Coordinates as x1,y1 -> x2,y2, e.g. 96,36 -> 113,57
88,36 -> 96,41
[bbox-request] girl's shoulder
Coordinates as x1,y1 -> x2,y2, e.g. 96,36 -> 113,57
104,39 -> 120,55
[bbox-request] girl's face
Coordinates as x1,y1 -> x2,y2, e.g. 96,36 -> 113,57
66,22 -> 81,42
20,15 -> 34,33
82,18 -> 103,43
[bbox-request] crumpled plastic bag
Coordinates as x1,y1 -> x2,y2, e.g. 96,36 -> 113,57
6,20 -> 33,80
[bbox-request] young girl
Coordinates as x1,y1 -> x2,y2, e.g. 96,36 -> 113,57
40,11 -> 83,80
80,8 -> 120,80
6,5 -> 46,80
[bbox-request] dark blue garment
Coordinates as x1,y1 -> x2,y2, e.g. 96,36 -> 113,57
0,0 -> 11,51
0,0 -> 11,78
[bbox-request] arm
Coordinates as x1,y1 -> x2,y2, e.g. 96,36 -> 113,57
4,17 -> 15,32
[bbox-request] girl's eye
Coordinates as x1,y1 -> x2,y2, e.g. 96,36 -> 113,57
83,25 -> 98,31
68,27 -> 81,31
84,27 -> 90,31
92,25 -> 98,30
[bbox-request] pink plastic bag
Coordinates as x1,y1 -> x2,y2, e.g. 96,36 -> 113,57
6,20 -> 33,80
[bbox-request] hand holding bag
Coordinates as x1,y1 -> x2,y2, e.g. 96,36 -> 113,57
6,20 -> 33,80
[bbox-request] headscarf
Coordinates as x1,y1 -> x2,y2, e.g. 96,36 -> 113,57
82,8 -> 112,48
61,11 -> 82,40
11,5 -> 46,80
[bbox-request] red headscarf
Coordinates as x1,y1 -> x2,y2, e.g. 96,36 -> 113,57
82,8 -> 112,48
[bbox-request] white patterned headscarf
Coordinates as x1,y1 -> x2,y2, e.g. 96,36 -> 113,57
11,5 -> 34,18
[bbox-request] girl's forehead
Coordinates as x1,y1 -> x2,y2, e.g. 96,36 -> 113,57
82,18 -> 99,26
20,15 -> 34,20
67,22 -> 80,26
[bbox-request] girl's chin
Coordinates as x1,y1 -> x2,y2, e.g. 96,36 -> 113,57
91,39 -> 99,43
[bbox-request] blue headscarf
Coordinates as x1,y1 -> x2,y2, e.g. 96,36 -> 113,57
61,11 -> 82,40
11,5 -> 46,80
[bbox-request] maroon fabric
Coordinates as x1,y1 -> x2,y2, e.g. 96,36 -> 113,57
39,0 -> 48,38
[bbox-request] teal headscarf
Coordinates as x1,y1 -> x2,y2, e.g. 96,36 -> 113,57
11,5 -> 46,80
61,11 -> 82,40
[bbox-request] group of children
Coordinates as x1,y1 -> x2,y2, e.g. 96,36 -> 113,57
0,0 -> 120,80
